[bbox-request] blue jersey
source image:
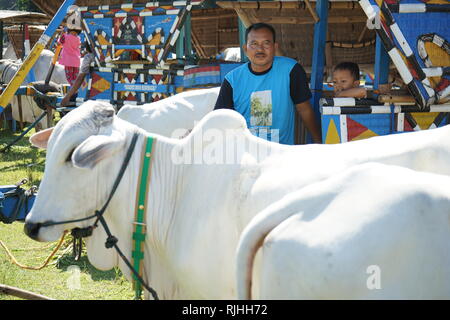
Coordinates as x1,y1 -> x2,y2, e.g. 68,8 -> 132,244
224,56 -> 301,145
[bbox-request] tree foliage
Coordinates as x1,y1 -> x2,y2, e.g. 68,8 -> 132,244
251,97 -> 272,126
0,0 -> 41,12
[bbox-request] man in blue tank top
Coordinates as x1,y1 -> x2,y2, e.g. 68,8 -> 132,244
214,23 -> 322,145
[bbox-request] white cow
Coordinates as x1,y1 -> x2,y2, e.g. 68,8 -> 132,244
0,49 -> 67,129
24,100 -> 450,299
117,87 -> 220,138
222,47 -> 241,62
236,162 -> 450,299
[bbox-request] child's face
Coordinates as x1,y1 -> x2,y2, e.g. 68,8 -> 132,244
332,69 -> 360,93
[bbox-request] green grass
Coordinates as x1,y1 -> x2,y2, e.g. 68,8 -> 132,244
0,126 -> 133,300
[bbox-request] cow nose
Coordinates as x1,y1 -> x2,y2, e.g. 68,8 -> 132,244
24,222 -> 42,240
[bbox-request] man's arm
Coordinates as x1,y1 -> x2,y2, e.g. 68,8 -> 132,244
290,64 -> 322,144
214,79 -> 234,110
296,100 -> 322,144
60,72 -> 87,107
61,53 -> 95,108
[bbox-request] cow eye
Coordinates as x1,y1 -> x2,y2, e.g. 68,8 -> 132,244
66,149 -> 75,162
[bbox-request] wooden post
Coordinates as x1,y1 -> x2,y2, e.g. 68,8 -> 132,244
184,12 -> 192,59
238,18 -> 247,62
374,35 -> 390,91
0,21 -> 3,60
310,0 -> 329,143
46,106 -> 53,128
216,18 -> 219,55
0,284 -> 53,300
17,95 -> 24,130
176,26 -> 185,59
325,31 -> 333,82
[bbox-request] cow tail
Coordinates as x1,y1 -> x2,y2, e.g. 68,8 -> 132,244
236,196 -> 302,299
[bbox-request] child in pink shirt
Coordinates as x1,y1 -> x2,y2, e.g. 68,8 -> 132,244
58,29 -> 81,86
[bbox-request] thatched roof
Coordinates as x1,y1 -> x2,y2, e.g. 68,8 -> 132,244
215,1 -> 375,72
31,0 -> 164,16
30,0 -> 375,72
0,10 -> 50,25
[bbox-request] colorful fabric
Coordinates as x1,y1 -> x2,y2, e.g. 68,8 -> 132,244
65,66 -> 80,85
59,33 -> 81,67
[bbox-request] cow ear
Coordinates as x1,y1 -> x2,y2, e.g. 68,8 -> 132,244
72,133 -> 125,169
29,127 -> 54,149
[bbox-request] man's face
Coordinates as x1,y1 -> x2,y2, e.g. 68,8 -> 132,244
243,28 -> 277,72
332,69 -> 360,93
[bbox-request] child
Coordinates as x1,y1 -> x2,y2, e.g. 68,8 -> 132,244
60,41 -> 95,108
58,7 -> 82,86
332,62 -> 367,98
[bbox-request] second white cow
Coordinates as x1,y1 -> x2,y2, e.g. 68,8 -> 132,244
237,162 -> 450,299
117,87 -> 220,138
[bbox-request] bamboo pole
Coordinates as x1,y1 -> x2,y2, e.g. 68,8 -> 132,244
191,29 -> 207,58
357,25 -> 368,43
191,14 -> 237,20
378,95 -> 416,104
237,15 -> 366,25
216,1 -> 362,10
0,284 -> 54,300
304,0 -> 320,23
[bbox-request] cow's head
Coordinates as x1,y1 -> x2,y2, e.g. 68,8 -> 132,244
24,100 -> 136,270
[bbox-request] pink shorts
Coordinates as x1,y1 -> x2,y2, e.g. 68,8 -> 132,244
65,66 -> 79,86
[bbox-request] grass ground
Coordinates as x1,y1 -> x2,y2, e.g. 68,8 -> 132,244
0,126 -> 133,300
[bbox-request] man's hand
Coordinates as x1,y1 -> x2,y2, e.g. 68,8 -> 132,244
296,101 -> 322,144
60,95 -> 70,108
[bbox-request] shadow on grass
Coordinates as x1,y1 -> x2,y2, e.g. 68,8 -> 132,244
55,251 -> 122,282
1,128 -> 46,187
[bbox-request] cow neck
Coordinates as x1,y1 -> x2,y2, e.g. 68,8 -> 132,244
131,135 -> 155,299
144,136 -> 182,245
138,135 -> 185,298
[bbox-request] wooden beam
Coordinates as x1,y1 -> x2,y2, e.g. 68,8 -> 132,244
357,25 -> 368,43
235,8 -> 255,28
237,15 -> 366,25
217,28 -> 239,32
191,29 -> 207,58
216,1 -> 362,10
304,0 -> 320,23
191,14 -> 237,21
199,44 -> 240,48
378,95 -> 416,104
